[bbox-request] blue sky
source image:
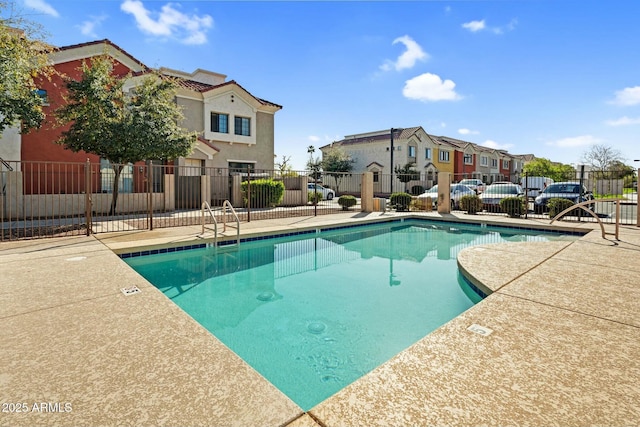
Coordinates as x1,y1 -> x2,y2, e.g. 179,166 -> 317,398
16,0 -> 640,170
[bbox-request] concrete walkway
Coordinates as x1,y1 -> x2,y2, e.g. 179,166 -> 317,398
1,211 -> 639,426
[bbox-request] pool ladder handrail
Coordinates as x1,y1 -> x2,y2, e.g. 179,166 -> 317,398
201,200 -> 240,246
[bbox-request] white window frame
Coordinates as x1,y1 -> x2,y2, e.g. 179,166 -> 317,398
463,153 -> 473,165
480,156 -> 488,166
439,150 -> 450,162
425,148 -> 432,160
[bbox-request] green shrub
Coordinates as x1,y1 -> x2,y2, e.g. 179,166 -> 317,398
390,192 -> 412,211
338,195 -> 357,210
460,194 -> 482,214
548,198 -> 576,218
410,185 -> 424,195
241,178 -> 285,208
500,196 -> 527,217
308,191 -> 323,204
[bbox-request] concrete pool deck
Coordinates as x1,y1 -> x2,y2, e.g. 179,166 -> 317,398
1,211 -> 639,426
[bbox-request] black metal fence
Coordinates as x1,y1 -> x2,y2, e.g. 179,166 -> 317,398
1,159 -> 637,241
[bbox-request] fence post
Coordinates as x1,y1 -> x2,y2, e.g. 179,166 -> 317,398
246,166 -> 251,222
147,160 -> 154,230
84,158 -> 92,236
637,168 -> 640,228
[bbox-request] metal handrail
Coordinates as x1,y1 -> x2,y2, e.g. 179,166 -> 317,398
0,157 -> 13,171
201,201 -> 219,246
221,200 -> 240,245
201,200 -> 240,246
550,197 -> 622,240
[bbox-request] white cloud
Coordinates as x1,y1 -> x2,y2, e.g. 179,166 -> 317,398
462,20 -> 485,32
402,73 -> 462,102
458,128 -> 479,135
120,0 -> 213,45
77,15 -> 108,38
380,35 -> 428,72
481,140 -> 513,150
605,116 -> 640,126
308,136 -> 320,142
547,135 -> 602,148
24,0 -> 59,17
610,86 -> 640,106
462,18 -> 517,34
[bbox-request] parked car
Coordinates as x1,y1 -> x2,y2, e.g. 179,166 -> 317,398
520,176 -> 554,199
479,183 -> 524,212
533,182 -> 593,213
307,183 -> 335,200
458,178 -> 486,194
417,183 -> 475,209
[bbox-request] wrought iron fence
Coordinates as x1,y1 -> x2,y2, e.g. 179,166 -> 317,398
0,160 -> 362,241
1,159 -> 637,241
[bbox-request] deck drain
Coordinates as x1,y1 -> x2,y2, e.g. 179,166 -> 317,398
467,324 -> 493,336
121,286 -> 142,296
65,256 -> 87,261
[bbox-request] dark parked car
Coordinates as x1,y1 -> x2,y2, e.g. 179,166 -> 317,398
533,182 -> 594,213
479,183 -> 524,212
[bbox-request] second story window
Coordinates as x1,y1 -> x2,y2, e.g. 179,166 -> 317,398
503,159 -> 509,169
425,148 -> 432,160
211,112 -> 228,133
491,158 -> 498,167
480,156 -> 488,166
463,153 -> 473,164
439,150 -> 450,162
408,146 -> 416,158
234,116 -> 251,136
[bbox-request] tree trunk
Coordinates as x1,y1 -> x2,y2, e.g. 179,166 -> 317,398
109,164 -> 124,216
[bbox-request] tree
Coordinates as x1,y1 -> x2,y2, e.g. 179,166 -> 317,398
581,144 -> 624,176
321,147 -> 354,194
0,2 -> 54,135
275,154 -> 296,177
306,145 -> 322,182
56,56 -> 196,214
522,157 -> 574,182
394,162 -> 419,192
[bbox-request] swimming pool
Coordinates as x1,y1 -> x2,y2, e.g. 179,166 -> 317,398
124,219 -> 578,410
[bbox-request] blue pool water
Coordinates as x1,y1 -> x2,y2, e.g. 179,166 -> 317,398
124,220 -> 577,410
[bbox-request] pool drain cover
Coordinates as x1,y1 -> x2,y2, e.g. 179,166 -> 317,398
121,286 -> 141,296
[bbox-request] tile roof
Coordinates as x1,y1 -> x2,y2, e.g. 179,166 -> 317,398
52,39 -> 148,71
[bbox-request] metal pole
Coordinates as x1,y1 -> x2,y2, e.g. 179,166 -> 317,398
246,166 -> 251,223
578,164 -> 585,222
390,128 -> 395,194
147,160 -> 153,230
84,158 -> 92,236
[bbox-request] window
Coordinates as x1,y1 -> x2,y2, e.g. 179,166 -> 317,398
439,150 -> 450,162
228,162 -> 255,173
373,171 -> 379,183
491,159 -> 498,168
425,148 -> 432,160
234,116 -> 251,136
503,159 -> 509,169
480,156 -> 488,166
36,89 -> 49,105
463,153 -> 473,165
211,113 -> 228,133
408,146 -> 416,158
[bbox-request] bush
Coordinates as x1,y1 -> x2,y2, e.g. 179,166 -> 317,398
460,194 -> 482,214
500,197 -> 527,218
308,191 -> 323,204
548,198 -> 576,218
390,192 -> 412,211
338,195 -> 357,210
410,185 -> 424,195
241,178 -> 285,208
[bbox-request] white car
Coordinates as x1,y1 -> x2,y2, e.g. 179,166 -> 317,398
417,184 -> 475,209
307,183 -> 335,200
458,179 -> 486,194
